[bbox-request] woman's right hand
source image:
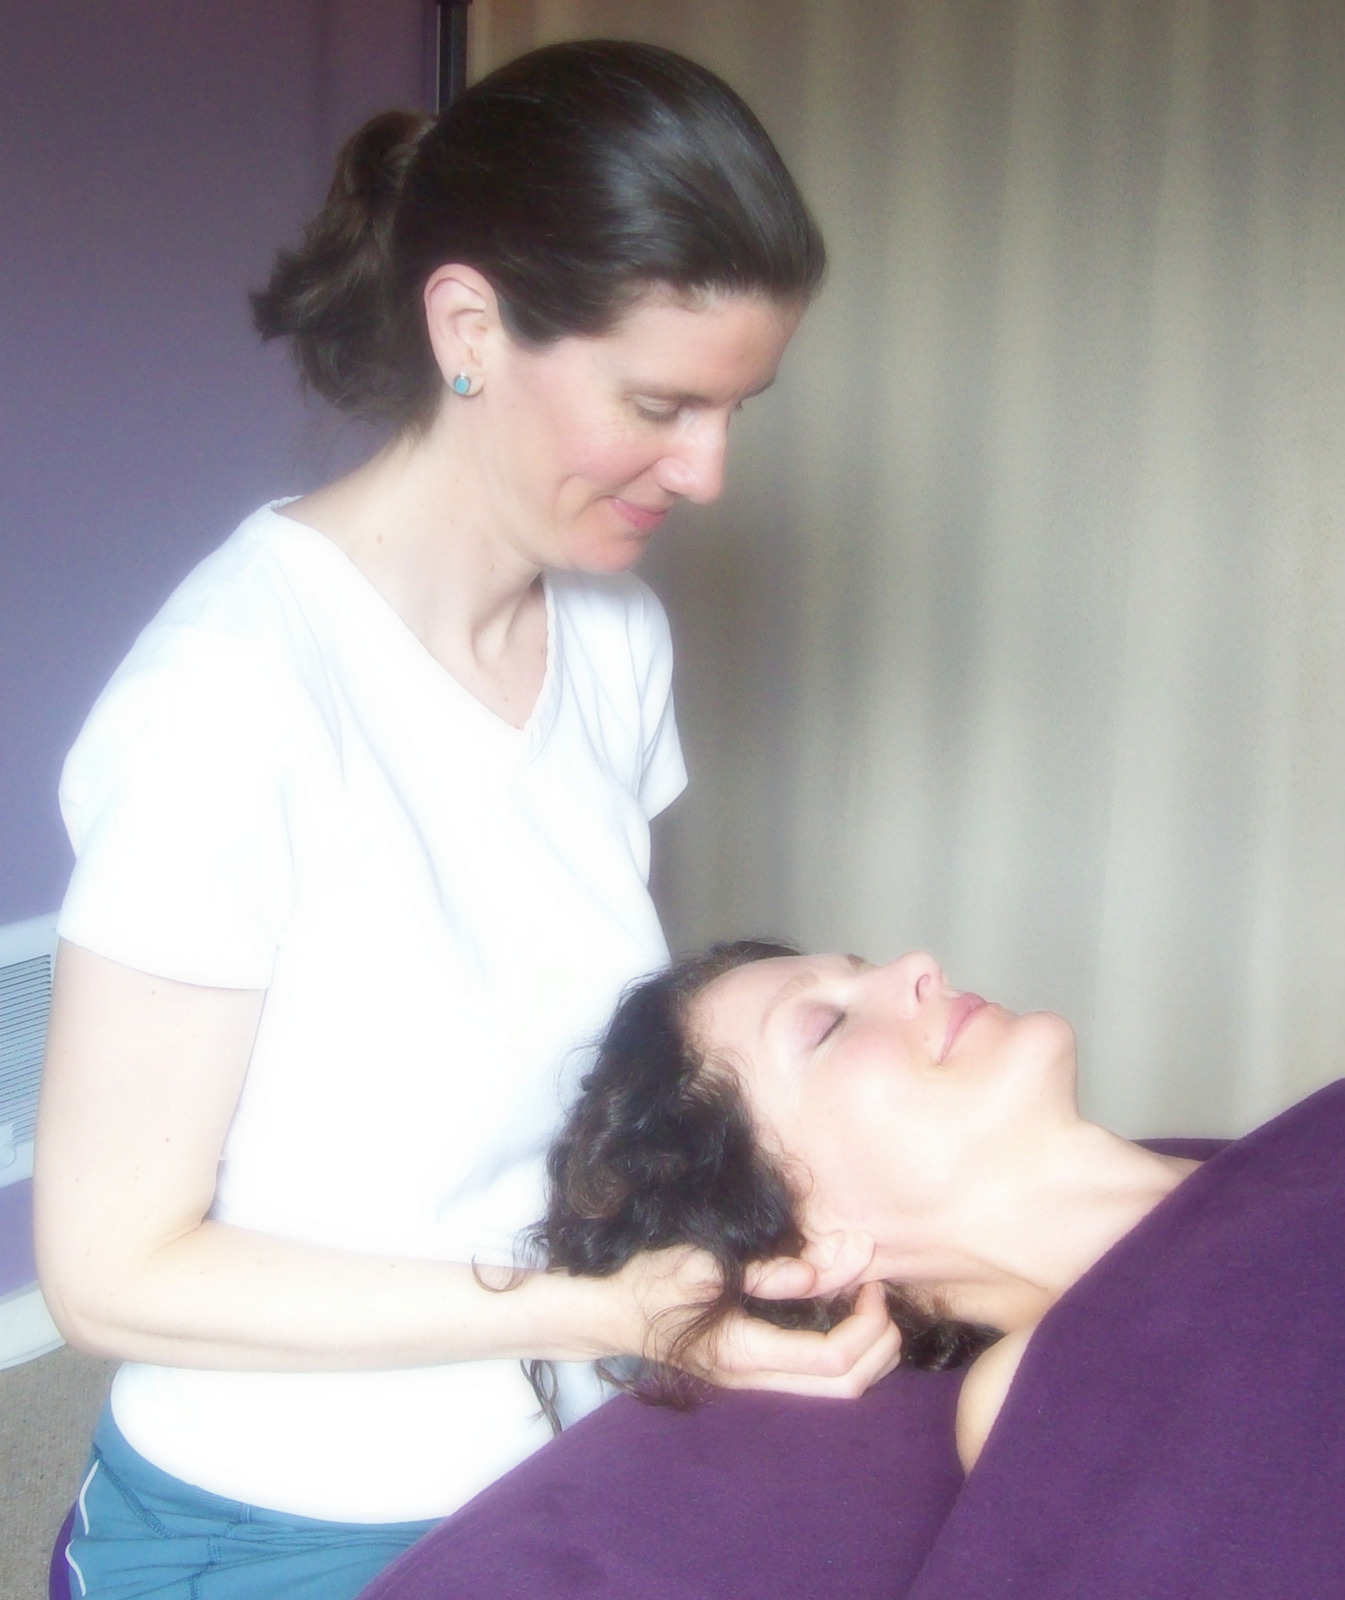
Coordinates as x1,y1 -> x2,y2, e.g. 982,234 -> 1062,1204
604,1246 -> 903,1399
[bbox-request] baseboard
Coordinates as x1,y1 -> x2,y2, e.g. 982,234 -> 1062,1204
0,1282 -> 63,1371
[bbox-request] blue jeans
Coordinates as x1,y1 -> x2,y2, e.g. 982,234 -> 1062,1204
61,1405 -> 438,1600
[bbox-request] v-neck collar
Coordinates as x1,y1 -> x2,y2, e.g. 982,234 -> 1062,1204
260,502 -> 561,757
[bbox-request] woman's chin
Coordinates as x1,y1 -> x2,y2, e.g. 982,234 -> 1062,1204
559,528 -> 656,575
1003,1010 -> 1081,1113
1021,1008 -> 1076,1053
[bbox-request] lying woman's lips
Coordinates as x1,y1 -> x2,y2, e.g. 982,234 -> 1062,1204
939,992 -> 988,1063
609,497 -> 670,532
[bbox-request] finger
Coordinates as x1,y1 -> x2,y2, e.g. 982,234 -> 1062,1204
810,1289 -> 904,1389
718,1316 -> 905,1398
720,1286 -> 890,1373
743,1255 -> 819,1300
707,1283 -> 903,1394
852,1279 -> 890,1319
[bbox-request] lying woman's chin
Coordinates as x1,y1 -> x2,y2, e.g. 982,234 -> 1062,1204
969,1007 -> 1084,1137
1022,1005 -> 1083,1090
1005,1008 -> 1078,1077
954,1003 -> 1078,1097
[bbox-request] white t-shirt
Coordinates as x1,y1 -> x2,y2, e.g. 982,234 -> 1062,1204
57,502 -> 686,1521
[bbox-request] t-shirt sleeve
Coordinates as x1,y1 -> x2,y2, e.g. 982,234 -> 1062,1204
58,634 -> 298,989
627,582 -> 687,820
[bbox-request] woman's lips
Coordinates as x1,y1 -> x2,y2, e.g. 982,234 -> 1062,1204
610,497 -> 670,533
939,993 -> 988,1063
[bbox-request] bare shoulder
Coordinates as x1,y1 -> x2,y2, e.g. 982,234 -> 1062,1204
955,1324 -> 1036,1472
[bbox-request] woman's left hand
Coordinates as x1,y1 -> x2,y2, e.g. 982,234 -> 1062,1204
610,1247 -> 902,1398
704,1280 -> 903,1397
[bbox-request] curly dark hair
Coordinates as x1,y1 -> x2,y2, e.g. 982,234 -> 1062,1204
533,940 -> 1000,1409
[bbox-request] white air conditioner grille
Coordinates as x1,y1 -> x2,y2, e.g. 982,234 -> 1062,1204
0,953 -> 53,1144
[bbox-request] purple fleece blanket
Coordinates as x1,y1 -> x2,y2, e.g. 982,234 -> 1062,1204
360,1089 -> 1343,1599
907,1079 -> 1345,1600
359,1366 -> 964,1599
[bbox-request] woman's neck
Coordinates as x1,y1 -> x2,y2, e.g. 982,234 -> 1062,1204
280,420 -> 550,727
882,1126 -> 1199,1333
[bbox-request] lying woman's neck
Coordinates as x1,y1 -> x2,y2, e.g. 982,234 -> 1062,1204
897,1124 -> 1200,1335
943,1127 -> 1200,1473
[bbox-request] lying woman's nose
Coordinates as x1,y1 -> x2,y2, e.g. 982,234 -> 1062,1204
873,951 -> 945,1015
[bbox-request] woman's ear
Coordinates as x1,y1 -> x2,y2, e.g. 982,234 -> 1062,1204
801,1229 -> 876,1297
422,263 -> 502,388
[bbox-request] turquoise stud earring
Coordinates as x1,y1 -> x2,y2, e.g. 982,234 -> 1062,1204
452,372 -> 473,396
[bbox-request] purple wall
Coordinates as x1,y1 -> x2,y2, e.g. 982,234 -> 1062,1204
0,1181 -> 38,1299
0,1 -> 432,925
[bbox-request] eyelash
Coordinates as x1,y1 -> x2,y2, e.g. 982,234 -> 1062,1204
813,1007 -> 845,1048
636,400 -> 687,425
632,400 -> 748,424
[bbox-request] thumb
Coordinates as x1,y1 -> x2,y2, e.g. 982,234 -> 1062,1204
743,1255 -> 820,1300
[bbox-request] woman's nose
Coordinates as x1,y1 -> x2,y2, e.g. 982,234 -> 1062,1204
655,415 -> 729,503
873,952 -> 945,1017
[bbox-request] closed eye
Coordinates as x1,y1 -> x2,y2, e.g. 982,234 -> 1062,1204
633,399 -> 681,423
812,1006 -> 846,1049
633,397 -> 749,424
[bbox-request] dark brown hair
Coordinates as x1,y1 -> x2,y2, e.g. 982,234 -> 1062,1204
251,40 -> 826,430
535,941 -> 1000,1408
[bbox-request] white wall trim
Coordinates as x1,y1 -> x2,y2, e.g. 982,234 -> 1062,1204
0,1282 -> 63,1370
0,912 -> 58,967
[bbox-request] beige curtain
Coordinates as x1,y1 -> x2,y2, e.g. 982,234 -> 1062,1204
473,0 -> 1345,1138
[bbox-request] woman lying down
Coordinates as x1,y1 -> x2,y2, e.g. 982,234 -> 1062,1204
362,941 -> 1345,1600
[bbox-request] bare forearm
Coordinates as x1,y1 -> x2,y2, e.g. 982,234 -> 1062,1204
41,1220 -> 625,1371
37,947 -> 901,1395
38,947 -> 632,1373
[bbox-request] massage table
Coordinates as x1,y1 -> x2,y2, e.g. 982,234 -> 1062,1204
359,1084 -> 1345,1598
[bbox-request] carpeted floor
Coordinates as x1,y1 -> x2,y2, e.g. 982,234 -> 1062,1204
0,1345 -> 113,1600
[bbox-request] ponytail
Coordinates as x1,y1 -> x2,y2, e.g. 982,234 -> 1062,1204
249,110 -> 434,425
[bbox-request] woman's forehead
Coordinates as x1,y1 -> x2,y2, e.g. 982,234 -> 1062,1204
594,290 -> 801,377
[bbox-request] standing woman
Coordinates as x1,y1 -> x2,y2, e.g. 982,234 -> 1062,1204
35,41 -> 898,1600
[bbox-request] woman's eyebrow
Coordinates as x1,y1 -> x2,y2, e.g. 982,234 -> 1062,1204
760,969 -> 819,1033
760,956 -> 863,1033
757,954 -> 870,1034
629,375 -> 779,406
